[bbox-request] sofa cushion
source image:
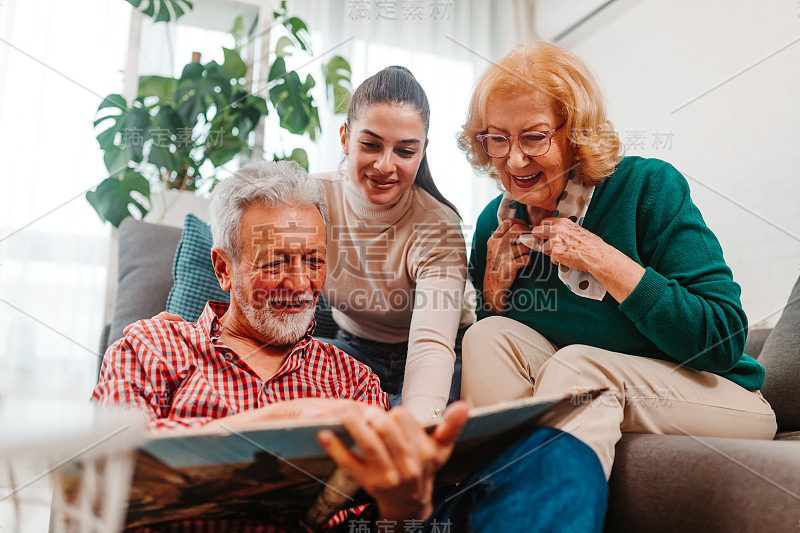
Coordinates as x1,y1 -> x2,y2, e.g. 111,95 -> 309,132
166,214 -> 230,321
107,219 -> 183,351
744,328 -> 772,359
758,275 -> 800,431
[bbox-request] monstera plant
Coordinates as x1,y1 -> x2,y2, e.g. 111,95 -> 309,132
88,1 -> 352,226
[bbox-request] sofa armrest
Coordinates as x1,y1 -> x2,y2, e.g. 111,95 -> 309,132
606,433 -> 800,532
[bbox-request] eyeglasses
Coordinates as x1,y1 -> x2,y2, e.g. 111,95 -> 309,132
476,121 -> 566,158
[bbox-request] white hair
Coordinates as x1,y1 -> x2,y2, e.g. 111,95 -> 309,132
209,160 -> 329,262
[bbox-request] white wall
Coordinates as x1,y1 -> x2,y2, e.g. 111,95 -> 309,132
536,0 -> 800,327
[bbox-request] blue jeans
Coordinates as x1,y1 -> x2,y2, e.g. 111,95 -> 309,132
317,329 -> 464,407
423,427 -> 607,532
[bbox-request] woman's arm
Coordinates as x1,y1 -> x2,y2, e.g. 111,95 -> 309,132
402,220 -> 468,422
530,163 -> 747,372
617,165 -> 748,372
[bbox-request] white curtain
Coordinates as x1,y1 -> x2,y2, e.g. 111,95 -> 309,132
0,0 -> 131,400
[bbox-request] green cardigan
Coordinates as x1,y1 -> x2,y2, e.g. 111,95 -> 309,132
469,156 -> 764,390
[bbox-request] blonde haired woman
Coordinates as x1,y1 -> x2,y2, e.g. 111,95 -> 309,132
458,42 -> 776,478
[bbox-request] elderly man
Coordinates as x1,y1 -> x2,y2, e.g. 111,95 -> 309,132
93,161 -> 607,532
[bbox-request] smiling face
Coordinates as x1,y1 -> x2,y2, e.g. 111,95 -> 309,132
214,203 -> 327,346
485,91 -> 575,211
340,103 -> 426,206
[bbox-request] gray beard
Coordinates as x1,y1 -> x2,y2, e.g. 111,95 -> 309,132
232,282 -> 315,346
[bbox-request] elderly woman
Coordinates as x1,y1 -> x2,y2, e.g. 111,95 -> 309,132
457,42 -> 777,478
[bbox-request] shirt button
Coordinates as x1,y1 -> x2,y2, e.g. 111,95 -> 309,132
432,408 -> 441,418
223,351 -> 234,362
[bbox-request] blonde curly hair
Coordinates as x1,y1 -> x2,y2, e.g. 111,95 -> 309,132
457,41 -> 623,186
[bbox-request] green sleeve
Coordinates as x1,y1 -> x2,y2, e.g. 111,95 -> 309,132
618,164 -> 748,373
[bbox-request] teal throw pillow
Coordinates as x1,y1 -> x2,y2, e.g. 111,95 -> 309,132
166,214 -> 230,321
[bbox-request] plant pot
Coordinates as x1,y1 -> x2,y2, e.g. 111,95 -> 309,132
144,189 -> 211,228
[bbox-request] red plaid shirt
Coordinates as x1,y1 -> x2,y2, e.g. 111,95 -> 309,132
93,301 -> 389,532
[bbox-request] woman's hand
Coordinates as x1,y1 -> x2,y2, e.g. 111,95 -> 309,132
530,217 -> 606,272
531,217 -> 645,302
123,312 -> 185,335
483,218 -> 533,314
318,402 -> 469,522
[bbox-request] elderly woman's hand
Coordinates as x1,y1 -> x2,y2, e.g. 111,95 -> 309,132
530,217 -> 606,272
530,217 -> 645,302
483,218 -> 533,314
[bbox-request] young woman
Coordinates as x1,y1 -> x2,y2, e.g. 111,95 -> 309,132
314,66 -> 473,422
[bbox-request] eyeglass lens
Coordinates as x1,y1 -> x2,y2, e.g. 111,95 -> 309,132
483,132 -> 551,157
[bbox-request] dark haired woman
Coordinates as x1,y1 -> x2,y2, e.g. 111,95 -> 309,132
314,66 -> 473,422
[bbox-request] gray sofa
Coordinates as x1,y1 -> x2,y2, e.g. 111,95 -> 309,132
103,218 -> 800,532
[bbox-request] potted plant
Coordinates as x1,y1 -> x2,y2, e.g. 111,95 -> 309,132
88,1 -> 352,226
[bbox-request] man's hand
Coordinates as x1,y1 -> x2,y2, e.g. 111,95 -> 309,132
317,402 -> 470,522
204,398 -> 361,430
123,312 -> 185,335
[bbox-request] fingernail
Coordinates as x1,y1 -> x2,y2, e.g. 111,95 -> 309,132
318,430 -> 334,445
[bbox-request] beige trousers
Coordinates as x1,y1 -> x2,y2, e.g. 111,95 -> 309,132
461,316 -> 778,478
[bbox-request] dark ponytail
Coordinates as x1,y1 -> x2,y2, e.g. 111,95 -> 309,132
346,66 -> 459,215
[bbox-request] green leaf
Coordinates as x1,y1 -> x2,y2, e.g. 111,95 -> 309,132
205,61 -> 234,100
283,16 -> 312,53
226,90 -> 267,140
154,104 -> 186,133
176,61 -> 230,126
269,70 -> 312,135
98,93 -> 127,111
275,36 -> 295,58
123,107 -> 153,162
306,103 -> 320,142
323,55 -> 352,114
141,0 -> 155,17
268,57 -> 287,82
231,15 -> 245,38
86,170 -> 150,227
222,47 -> 247,79
103,147 -> 134,175
170,0 -> 187,19
148,144 -> 177,169
124,0 -> 193,23
154,0 -> 171,22
248,94 -> 269,116
95,95 -> 134,170
179,61 -> 204,81
138,75 -> 177,102
95,125 -> 119,150
302,73 -> 315,92
287,148 -> 309,171
206,129 -> 244,167
230,15 -> 246,44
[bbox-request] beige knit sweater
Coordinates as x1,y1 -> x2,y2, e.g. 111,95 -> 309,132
314,171 -> 472,421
